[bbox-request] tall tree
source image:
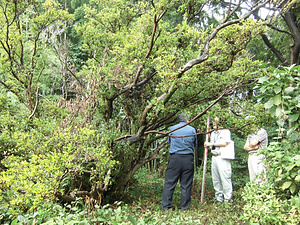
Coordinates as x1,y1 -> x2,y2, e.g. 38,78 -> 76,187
0,0 -> 72,117
249,1 -> 300,66
0,0 -> 296,207
71,0 -> 294,197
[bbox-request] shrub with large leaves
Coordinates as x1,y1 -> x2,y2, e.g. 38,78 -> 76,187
255,64 -> 300,132
261,132 -> 300,198
255,64 -> 300,197
242,182 -> 299,225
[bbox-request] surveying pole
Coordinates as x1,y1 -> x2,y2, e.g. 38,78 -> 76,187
201,116 -> 210,203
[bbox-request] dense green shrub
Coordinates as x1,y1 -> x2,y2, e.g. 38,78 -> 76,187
263,132 -> 300,198
241,64 -> 300,224
0,118 -> 117,223
242,182 -> 299,224
242,132 -> 300,224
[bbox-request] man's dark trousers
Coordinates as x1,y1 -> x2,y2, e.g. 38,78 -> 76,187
161,153 -> 194,210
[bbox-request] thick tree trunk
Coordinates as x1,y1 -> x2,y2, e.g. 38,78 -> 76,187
283,12 -> 300,65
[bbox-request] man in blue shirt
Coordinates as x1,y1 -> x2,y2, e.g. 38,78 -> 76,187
161,113 -> 197,210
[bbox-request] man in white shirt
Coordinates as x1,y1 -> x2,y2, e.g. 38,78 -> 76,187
204,117 -> 233,202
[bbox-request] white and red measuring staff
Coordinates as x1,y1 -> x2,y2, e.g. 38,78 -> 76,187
201,116 -> 210,203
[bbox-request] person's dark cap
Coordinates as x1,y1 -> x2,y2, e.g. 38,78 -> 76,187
177,113 -> 188,122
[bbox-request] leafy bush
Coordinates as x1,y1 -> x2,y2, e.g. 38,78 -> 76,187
0,118 -> 117,222
260,132 -> 300,198
256,64 -> 300,131
242,182 -> 299,224
231,134 -> 250,191
242,132 -> 300,224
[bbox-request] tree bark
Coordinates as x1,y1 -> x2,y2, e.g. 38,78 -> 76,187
283,12 -> 300,65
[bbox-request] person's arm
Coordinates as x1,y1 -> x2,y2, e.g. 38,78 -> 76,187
244,139 -> 259,151
204,130 -> 229,149
204,141 -> 227,149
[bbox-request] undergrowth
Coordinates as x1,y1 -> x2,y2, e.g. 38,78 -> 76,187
3,165 -> 299,224
2,167 -> 247,225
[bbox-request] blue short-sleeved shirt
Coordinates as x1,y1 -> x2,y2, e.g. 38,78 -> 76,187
168,122 -> 197,155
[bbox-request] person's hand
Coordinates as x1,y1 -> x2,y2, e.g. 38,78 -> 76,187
204,141 -> 212,148
249,143 -> 259,150
250,140 -> 260,150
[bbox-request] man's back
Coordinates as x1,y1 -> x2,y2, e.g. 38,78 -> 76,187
169,122 -> 197,155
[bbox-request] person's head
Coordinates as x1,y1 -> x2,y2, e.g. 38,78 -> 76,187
213,117 -> 220,130
177,113 -> 188,123
245,115 -> 257,130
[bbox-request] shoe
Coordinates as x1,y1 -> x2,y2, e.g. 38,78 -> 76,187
178,207 -> 189,211
161,207 -> 172,211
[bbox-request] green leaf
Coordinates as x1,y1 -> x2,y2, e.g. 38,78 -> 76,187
290,64 -> 300,72
284,87 -> 295,94
294,155 -> 300,166
270,79 -> 278,85
276,69 -> 286,74
259,63 -> 269,68
287,163 -> 297,171
264,98 -> 274,109
259,86 -> 267,94
128,214 -> 137,225
295,175 -> 300,181
274,86 -> 281,94
287,128 -> 295,136
281,181 -> 292,190
11,218 -> 18,225
290,183 -> 297,194
275,106 -> 282,117
258,76 -> 269,83
288,114 -> 299,122
282,95 -> 292,99
273,95 -> 281,106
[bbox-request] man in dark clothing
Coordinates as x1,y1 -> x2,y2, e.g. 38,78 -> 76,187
161,113 -> 197,210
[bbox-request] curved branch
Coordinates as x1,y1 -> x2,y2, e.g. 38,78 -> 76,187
163,1 -> 270,105
114,1 -> 273,143
283,11 -> 300,64
0,79 -> 28,108
114,139 -> 168,188
267,24 -> 291,36
145,86 -> 235,138
29,87 -> 40,119
115,84 -> 238,143
179,0 -> 270,74
261,34 -> 289,65
107,11 -> 165,118
133,14 -> 160,85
